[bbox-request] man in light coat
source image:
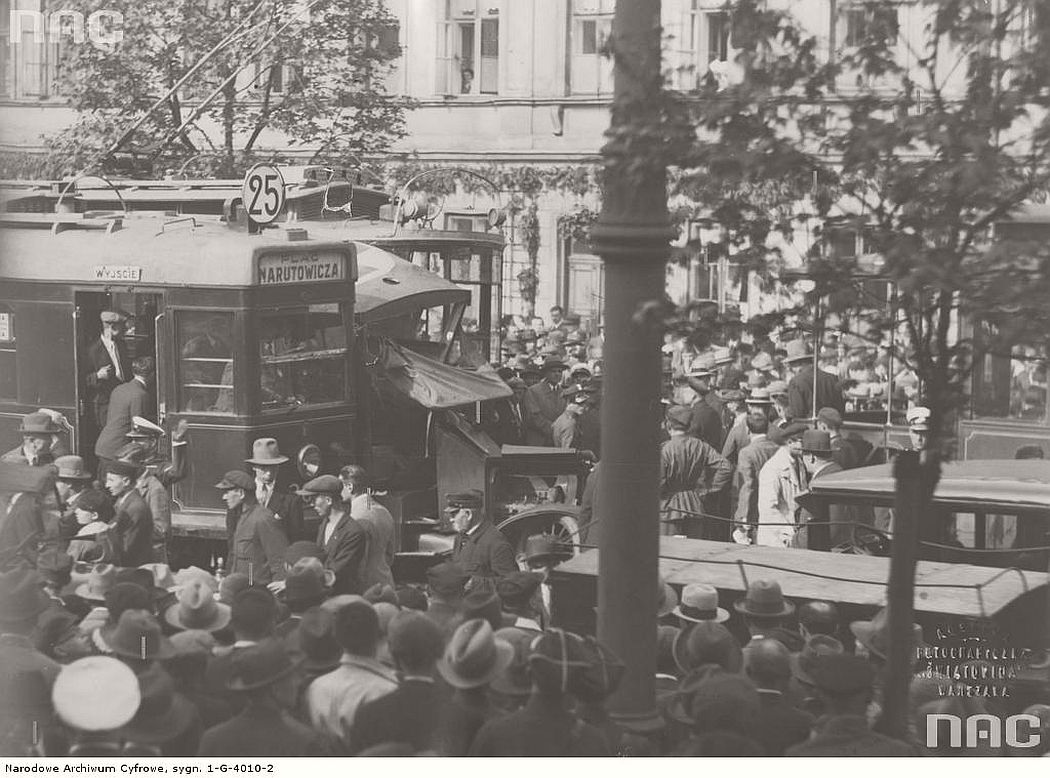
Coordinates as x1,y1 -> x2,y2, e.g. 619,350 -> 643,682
733,414 -> 781,543
340,465 -> 394,589
756,423 -> 809,548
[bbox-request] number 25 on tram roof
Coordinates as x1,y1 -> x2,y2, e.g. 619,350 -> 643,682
0,213 -> 359,515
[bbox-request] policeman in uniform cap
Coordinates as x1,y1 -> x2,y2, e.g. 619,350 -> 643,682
905,406 -> 931,451
447,490 -> 518,582
116,417 -> 189,564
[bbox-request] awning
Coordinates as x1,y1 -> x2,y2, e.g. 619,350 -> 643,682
371,340 -> 511,409
355,242 -> 470,323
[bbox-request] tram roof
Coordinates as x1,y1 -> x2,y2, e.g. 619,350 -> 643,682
0,216 -> 359,288
807,459 -> 1050,510
355,241 -> 469,321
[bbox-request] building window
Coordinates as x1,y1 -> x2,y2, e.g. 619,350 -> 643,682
839,2 -> 899,49
570,0 -> 613,94
0,0 -> 9,98
437,1 -> 499,95
253,62 -> 284,94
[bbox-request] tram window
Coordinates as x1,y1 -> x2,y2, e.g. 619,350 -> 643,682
258,305 -> 348,410
0,308 -> 15,400
178,312 -> 235,414
449,253 -> 488,283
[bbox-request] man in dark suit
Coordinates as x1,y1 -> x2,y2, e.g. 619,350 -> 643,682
350,611 -> 446,754
94,357 -> 155,473
522,358 -> 567,446
447,490 -> 517,582
743,638 -> 815,755
218,470 -> 288,586
104,459 -> 153,566
784,339 -> 845,421
300,475 -> 368,595
199,640 -> 332,756
83,310 -> 132,429
683,355 -> 724,449
815,407 -> 859,470
204,588 -> 280,712
797,430 -> 850,550
245,438 -> 305,542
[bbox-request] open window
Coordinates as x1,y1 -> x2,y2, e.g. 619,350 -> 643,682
257,304 -> 349,411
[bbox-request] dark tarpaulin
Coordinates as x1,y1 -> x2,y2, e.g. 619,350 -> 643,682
370,340 -> 511,409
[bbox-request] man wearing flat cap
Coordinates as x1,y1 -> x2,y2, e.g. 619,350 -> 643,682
83,310 -> 132,430
448,489 -> 518,581
522,357 -> 568,446
219,470 -> 288,586
660,405 -> 733,540
300,475 -> 369,595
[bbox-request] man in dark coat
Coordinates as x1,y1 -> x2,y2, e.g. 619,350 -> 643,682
744,638 -> 815,755
83,310 -> 132,429
246,438 -> 305,543
815,407 -> 859,470
733,414 -> 781,542
95,357 -> 155,475
1,412 -> 62,468
301,475 -> 368,595
104,459 -> 153,566
350,612 -> 446,754
786,653 -> 918,756
204,588 -> 279,709
447,490 -> 518,582
218,471 -> 288,586
683,354 -> 724,449
198,640 -> 332,756
522,358 -> 567,446
660,406 -> 732,540
784,340 -> 844,421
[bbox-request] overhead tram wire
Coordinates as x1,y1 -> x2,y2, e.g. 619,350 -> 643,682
149,0 -> 332,163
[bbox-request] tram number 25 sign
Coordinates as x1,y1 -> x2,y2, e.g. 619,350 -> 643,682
242,164 -> 286,224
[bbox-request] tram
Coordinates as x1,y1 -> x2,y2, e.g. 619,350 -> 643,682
0,171 -> 578,572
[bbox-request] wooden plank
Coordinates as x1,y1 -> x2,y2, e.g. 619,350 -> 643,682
556,537 -> 1049,618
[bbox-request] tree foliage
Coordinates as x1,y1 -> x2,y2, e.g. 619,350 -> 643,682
48,0 -> 407,177
672,0 -> 1050,456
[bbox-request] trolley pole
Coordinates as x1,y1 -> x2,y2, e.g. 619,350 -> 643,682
591,0 -> 674,734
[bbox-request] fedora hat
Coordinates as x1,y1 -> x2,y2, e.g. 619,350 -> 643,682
849,607 -> 924,661
782,339 -> 813,364
164,580 -> 230,632
524,534 -> 571,569
671,622 -> 743,675
540,356 -> 567,373
686,353 -> 716,377
672,583 -> 730,624
790,634 -> 845,687
733,579 -> 795,619
19,411 -> 62,435
750,352 -> 776,373
800,429 -> 833,456
52,657 -> 140,732
102,609 -> 175,661
767,380 -> 788,397
173,566 -> 218,593
227,639 -> 301,691
120,664 -> 197,743
246,438 -> 289,467
745,387 -> 774,405
291,607 -> 342,673
437,618 -> 514,690
75,563 -> 118,602
287,556 -> 336,591
0,567 -> 52,625
54,455 -> 92,482
656,580 -> 679,619
490,627 -> 538,698
282,567 -> 332,610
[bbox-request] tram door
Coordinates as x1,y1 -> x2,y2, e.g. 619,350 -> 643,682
74,291 -> 163,464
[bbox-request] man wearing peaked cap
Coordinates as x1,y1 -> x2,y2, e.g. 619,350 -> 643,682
522,356 -> 568,445
198,640 -> 330,757
448,489 -> 518,582
218,469 -> 287,586
300,475 -> 368,596
661,403 -> 733,540
246,438 -> 305,543
906,405 -> 931,451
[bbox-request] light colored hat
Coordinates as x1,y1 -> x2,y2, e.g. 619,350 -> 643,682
672,583 -> 730,624
746,387 -> 774,405
437,618 -> 514,690
686,353 -> 716,377
99,310 -> 127,324
74,563 -> 118,602
164,579 -> 231,632
246,438 -> 289,466
54,455 -> 92,481
766,380 -> 788,397
906,406 -> 931,430
750,352 -> 776,373
782,339 -> 813,364
52,657 -> 140,732
138,563 -> 177,591
126,416 -> 165,439
712,346 -> 733,366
